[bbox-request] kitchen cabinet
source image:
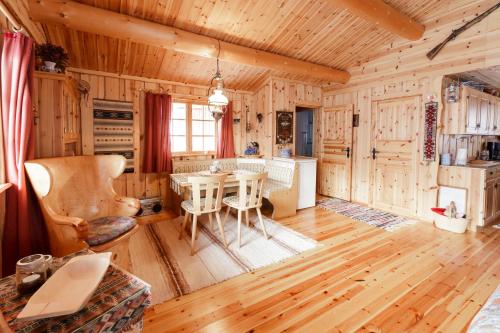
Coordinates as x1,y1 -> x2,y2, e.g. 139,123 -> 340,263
438,164 -> 500,230
443,85 -> 499,135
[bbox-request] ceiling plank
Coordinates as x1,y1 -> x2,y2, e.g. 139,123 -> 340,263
28,0 -> 350,84
328,0 -> 425,41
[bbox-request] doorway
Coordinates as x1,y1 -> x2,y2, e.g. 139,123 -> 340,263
295,107 -> 314,157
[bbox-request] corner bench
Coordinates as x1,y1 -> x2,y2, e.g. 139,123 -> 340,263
171,158 -> 298,219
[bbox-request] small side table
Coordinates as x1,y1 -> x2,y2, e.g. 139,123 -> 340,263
0,251 -> 151,332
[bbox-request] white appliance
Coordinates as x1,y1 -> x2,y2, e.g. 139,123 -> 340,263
273,156 -> 317,209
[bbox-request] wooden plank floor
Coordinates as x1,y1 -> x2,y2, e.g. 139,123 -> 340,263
142,205 -> 500,332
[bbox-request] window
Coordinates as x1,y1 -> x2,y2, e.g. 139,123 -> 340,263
170,101 -> 216,153
171,103 -> 187,152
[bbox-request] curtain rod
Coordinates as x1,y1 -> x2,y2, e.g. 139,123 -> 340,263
0,1 -> 23,32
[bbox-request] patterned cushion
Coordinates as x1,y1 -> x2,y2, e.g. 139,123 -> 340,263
262,180 -> 289,198
223,195 -> 260,209
86,216 -> 137,246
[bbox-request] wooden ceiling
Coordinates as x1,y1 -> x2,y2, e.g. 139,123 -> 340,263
12,0 -> 443,90
454,66 -> 500,96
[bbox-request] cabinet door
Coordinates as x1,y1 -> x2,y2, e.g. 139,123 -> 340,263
465,92 -> 479,134
477,96 -> 490,134
495,99 -> 500,135
495,178 -> 500,218
484,179 -> 496,224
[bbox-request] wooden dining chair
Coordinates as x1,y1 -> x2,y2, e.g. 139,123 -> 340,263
222,172 -> 269,247
179,174 -> 228,255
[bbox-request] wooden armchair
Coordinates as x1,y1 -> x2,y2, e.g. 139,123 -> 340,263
25,155 -> 140,268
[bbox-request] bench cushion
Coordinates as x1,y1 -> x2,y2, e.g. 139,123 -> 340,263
86,216 -> 137,246
262,179 -> 289,198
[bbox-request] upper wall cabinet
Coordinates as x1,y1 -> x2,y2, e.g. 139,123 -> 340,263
33,72 -> 82,158
443,86 -> 500,135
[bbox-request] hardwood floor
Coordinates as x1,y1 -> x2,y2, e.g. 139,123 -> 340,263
142,205 -> 500,332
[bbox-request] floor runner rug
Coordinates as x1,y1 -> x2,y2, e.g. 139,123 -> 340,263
129,212 -> 319,305
317,198 -> 418,232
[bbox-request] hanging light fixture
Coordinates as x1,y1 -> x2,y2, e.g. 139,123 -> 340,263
207,40 -> 229,121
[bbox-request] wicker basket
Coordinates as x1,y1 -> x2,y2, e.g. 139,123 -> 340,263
432,211 -> 469,233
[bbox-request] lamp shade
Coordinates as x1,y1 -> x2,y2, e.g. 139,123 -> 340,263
208,88 -> 229,106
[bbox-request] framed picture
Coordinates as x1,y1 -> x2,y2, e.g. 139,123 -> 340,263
276,111 -> 293,144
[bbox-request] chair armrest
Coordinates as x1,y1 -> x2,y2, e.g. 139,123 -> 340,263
112,196 -> 141,216
50,214 -> 89,239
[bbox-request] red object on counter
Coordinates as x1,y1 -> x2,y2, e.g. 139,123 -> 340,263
431,207 -> 446,215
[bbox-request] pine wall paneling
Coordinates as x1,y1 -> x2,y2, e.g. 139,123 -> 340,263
253,77 -> 322,157
323,0 -> 500,222
70,69 -> 254,207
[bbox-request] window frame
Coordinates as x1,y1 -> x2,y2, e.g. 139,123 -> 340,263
171,99 -> 218,155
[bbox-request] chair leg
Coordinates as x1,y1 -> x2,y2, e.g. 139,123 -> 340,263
237,209 -> 242,248
208,212 -> 214,232
179,211 -> 189,240
215,211 -> 228,247
223,205 -> 231,226
256,207 -> 269,240
190,214 -> 198,256
245,210 -> 250,227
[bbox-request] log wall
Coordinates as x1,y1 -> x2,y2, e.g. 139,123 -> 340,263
252,77 -> 322,157
323,0 -> 500,221
67,69 -> 254,206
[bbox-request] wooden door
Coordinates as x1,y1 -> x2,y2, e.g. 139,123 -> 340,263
318,105 -> 353,200
495,178 -> 500,219
464,89 -> 479,134
477,96 -> 490,134
493,98 -> 500,135
370,96 -> 419,216
484,179 -> 496,225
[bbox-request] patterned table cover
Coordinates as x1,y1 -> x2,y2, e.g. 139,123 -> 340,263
0,251 -> 151,333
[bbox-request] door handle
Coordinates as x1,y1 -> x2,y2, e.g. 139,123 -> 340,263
342,147 -> 350,158
371,148 -> 379,160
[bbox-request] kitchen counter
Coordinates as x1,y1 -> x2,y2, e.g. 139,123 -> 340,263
273,155 -> 318,161
441,161 -> 500,170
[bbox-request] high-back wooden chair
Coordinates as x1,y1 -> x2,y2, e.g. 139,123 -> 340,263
24,155 -> 140,268
223,172 -> 268,247
179,174 -> 228,255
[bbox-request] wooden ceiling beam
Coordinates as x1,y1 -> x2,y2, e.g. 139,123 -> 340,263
28,0 -> 350,84
328,0 -> 425,41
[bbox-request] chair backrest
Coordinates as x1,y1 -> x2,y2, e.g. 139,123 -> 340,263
236,172 -> 267,209
187,174 -> 227,214
25,155 -> 127,221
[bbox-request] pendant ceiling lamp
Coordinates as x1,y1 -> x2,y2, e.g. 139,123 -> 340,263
207,40 -> 229,121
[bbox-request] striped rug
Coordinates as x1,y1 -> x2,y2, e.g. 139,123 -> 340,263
317,198 -> 418,232
129,213 -> 319,305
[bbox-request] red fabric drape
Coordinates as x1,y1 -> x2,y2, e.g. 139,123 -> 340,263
216,102 -> 235,158
1,32 -> 48,276
142,92 -> 172,173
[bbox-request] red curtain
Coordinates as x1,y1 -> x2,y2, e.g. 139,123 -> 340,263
216,102 -> 235,158
142,92 -> 172,173
1,32 -> 48,276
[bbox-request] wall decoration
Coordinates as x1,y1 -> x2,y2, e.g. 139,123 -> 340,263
93,99 -> 134,173
423,101 -> 438,161
276,111 -> 293,144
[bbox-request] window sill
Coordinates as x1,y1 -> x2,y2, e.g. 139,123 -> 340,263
0,183 -> 12,194
172,152 -> 216,157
